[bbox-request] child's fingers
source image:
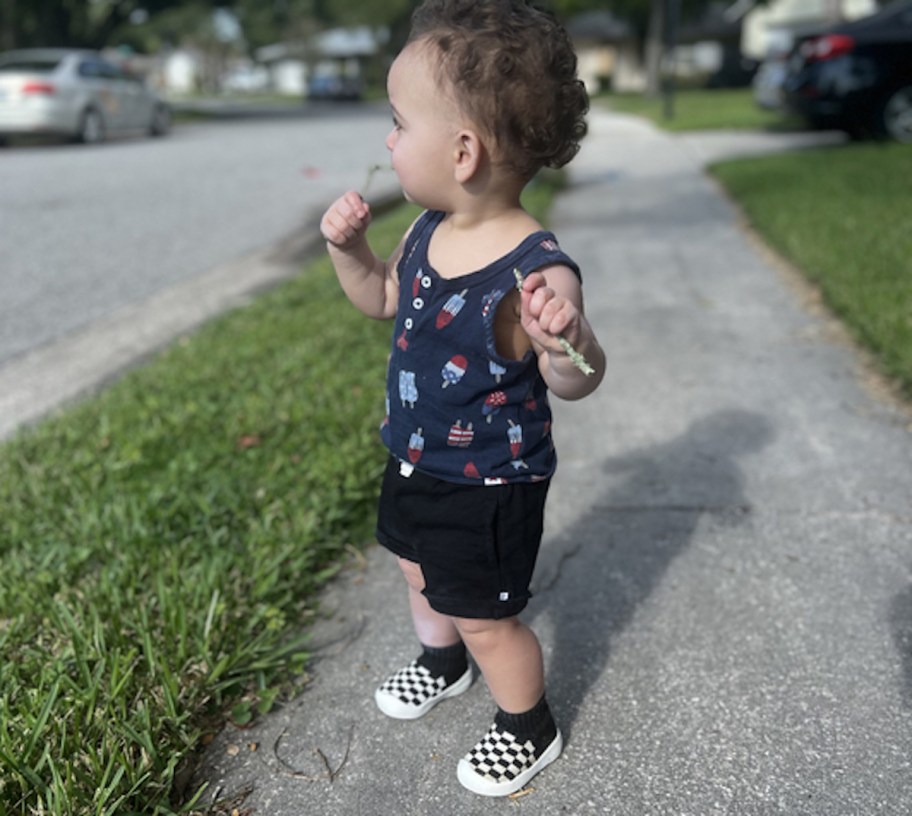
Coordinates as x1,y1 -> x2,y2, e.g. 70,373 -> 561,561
519,272 -> 548,319
521,274 -> 560,327
520,274 -> 579,342
321,191 -> 371,246
519,271 -> 548,296
340,190 -> 370,220
534,296 -> 574,337
521,273 -> 567,324
327,206 -> 369,239
543,300 -> 576,339
320,211 -> 356,246
335,191 -> 371,230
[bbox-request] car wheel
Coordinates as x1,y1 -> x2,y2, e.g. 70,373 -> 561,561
148,104 -> 171,137
880,85 -> 912,143
76,108 -> 105,144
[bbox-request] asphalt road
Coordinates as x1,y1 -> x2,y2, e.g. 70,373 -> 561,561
0,103 -> 394,366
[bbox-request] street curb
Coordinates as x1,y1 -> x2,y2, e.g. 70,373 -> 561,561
0,189 -> 403,441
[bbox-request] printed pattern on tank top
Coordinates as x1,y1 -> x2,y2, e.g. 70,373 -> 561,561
380,210 -> 581,485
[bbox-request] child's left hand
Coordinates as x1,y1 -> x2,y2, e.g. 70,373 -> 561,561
518,271 -> 583,355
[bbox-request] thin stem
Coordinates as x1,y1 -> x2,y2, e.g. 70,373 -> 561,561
514,268 -> 595,376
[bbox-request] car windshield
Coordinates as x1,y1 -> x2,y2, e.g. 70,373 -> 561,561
0,58 -> 61,73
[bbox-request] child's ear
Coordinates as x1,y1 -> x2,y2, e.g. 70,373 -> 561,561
453,128 -> 485,183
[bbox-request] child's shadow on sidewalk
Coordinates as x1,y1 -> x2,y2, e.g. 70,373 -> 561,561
526,409 -> 773,740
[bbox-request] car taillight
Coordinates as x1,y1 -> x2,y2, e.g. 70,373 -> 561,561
801,34 -> 855,63
21,81 -> 56,95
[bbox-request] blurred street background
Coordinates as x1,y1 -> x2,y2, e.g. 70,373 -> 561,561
0,105 -> 391,366
1,0 -> 907,384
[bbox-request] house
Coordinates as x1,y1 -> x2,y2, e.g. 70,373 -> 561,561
675,1 -> 754,87
253,42 -> 307,95
565,10 -> 644,93
566,3 -> 753,93
307,25 -> 385,100
160,48 -> 200,95
253,26 -> 385,99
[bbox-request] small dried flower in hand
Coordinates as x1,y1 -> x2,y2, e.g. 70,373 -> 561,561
514,268 -> 595,377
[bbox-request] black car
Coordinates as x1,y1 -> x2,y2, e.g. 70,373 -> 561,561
782,0 -> 912,142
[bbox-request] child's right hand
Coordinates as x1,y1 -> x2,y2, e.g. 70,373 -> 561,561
320,191 -> 372,250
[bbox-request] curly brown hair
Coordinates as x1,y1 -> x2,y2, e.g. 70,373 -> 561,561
408,0 -> 588,180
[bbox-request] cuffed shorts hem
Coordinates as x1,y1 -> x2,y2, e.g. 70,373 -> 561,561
422,590 -> 531,620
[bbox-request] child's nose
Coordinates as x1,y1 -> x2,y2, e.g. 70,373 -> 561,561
385,128 -> 396,151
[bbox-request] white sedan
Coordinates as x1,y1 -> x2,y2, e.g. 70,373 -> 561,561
0,48 -> 171,144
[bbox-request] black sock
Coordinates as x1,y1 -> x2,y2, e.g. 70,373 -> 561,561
495,696 -> 558,754
417,642 -> 468,685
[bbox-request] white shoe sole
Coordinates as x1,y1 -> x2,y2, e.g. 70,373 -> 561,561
456,730 -> 563,797
374,666 -> 472,720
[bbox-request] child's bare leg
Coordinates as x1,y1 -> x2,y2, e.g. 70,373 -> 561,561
396,556 -> 461,647
375,557 -> 470,720
453,615 -> 560,797
453,616 -> 544,713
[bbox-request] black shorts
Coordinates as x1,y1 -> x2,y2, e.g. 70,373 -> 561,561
376,456 -> 550,619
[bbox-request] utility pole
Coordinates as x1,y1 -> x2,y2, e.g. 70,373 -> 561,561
662,0 -> 682,120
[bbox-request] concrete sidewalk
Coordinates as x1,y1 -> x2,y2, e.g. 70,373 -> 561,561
191,110 -> 912,815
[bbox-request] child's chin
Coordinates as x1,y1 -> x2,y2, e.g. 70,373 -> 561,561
401,189 -> 440,211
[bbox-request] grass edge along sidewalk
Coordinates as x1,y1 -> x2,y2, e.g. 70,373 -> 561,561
709,140 -> 912,404
0,203 -> 417,814
605,89 -> 912,401
0,175 -> 559,815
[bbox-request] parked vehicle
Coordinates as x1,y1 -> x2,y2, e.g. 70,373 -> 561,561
0,49 -> 171,144
782,1 -> 912,142
307,72 -> 363,101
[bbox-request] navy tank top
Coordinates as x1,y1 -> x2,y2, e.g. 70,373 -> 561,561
380,209 -> 581,485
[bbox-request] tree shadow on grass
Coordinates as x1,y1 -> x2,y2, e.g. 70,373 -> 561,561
526,408 -> 774,740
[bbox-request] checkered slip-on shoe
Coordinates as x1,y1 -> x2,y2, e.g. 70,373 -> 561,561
374,660 -> 472,720
456,722 -> 563,797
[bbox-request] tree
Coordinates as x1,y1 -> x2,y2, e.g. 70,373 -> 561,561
550,0 -> 739,96
1,0 -> 208,50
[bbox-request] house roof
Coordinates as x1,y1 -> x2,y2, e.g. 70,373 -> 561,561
254,26 -> 387,64
316,26 -> 384,59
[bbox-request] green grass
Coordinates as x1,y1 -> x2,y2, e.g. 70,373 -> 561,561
711,142 -> 912,396
603,88 -> 801,132
0,179 -> 557,814
0,205 -> 417,813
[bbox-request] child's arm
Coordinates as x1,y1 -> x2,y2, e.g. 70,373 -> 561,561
519,267 -> 605,400
320,190 -> 403,320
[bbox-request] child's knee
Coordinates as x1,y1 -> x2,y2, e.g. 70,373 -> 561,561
453,615 -> 519,645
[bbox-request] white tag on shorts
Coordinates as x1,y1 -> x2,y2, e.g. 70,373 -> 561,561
399,460 -> 415,478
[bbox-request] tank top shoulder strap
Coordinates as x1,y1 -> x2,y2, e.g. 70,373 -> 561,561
397,210 -> 446,276
513,232 -> 581,282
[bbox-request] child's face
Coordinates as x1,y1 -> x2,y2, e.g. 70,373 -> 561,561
385,41 -> 464,210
